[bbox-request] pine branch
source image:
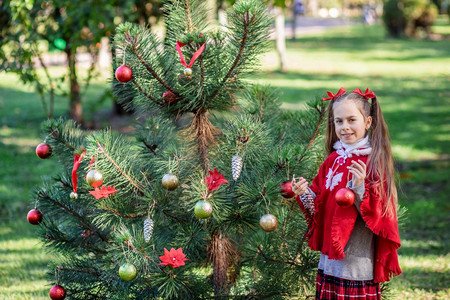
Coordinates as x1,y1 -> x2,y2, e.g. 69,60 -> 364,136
123,240 -> 164,270
101,204 -> 147,219
126,32 -> 178,96
142,140 -> 158,156
57,266 -> 101,277
45,233 -> 107,254
209,13 -> 254,104
50,127 -> 77,151
183,0 -> 194,33
291,103 -> 326,173
203,291 -> 283,299
256,245 -> 300,267
96,142 -> 145,196
132,79 -> 161,105
41,192 -> 109,243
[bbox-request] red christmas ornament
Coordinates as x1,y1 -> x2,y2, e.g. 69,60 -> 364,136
36,142 -> 52,159
162,91 -> 177,104
335,188 -> 355,208
115,65 -> 133,83
27,209 -> 43,225
280,181 -> 295,198
49,284 -> 66,300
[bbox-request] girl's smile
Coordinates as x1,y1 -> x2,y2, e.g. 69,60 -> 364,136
333,100 -> 372,145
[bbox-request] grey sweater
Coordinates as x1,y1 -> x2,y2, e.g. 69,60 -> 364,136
301,182 -> 375,280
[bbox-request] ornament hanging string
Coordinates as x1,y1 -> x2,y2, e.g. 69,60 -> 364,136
176,41 -> 205,68
89,157 -> 96,170
259,191 -> 270,214
72,150 -> 86,194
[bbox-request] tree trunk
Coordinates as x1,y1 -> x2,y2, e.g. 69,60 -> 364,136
66,47 -> 83,124
274,7 -> 287,72
209,231 -> 236,295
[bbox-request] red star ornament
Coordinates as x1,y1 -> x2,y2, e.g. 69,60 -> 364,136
89,185 -> 118,200
205,169 -> 228,192
158,247 -> 189,268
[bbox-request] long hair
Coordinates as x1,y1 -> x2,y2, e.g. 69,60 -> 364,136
325,92 -> 398,216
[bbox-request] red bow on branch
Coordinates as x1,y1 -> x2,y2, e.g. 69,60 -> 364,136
72,149 -> 86,194
353,88 -> 375,100
322,87 -> 346,101
176,41 -> 205,68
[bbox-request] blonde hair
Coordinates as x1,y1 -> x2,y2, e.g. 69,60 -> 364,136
325,92 -> 398,216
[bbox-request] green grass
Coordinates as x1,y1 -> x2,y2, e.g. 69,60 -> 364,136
1,21 -> 449,299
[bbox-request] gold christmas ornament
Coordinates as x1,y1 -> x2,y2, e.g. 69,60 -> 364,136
161,173 -> 179,191
259,214 -> 278,232
70,192 -> 78,199
86,169 -> 104,188
184,68 -> 192,76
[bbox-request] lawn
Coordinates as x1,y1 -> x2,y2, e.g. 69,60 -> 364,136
0,21 -> 449,299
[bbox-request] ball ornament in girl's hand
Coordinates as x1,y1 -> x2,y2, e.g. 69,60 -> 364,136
27,209 -> 43,225
86,170 -> 104,188
161,173 -> 179,191
194,200 -> 213,219
36,142 -> 52,159
49,284 -> 66,300
335,188 -> 355,208
119,263 -> 137,281
115,65 -> 133,83
280,181 -> 295,198
259,214 -> 278,232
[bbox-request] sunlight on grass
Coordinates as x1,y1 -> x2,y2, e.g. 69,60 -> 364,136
391,253 -> 450,300
0,236 -> 52,300
392,144 -> 441,161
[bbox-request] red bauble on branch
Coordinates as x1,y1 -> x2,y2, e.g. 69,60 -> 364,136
162,91 -> 177,104
49,284 -> 66,300
27,209 -> 43,225
280,181 -> 295,198
115,65 -> 133,83
335,188 -> 355,208
36,142 -> 52,159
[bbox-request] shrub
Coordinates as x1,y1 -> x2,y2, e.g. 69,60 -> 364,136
383,0 -> 438,37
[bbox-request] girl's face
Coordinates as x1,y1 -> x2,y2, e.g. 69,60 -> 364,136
333,100 -> 372,145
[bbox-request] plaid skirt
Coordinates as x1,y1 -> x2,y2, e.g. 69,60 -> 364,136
315,269 -> 381,300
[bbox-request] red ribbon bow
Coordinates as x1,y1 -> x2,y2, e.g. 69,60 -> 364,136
176,41 -> 206,69
353,88 -> 375,100
322,87 -> 346,101
72,149 -> 86,194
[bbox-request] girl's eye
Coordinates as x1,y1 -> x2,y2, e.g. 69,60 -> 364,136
335,120 -> 342,124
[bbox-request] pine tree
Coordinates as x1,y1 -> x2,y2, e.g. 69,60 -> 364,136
31,0 -> 328,298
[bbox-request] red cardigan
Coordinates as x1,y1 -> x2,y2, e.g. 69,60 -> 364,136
296,151 -> 402,283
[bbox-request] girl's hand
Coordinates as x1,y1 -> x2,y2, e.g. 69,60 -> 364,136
291,177 -> 309,196
348,159 -> 367,187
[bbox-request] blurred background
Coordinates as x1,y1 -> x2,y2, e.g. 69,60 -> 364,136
0,0 -> 449,299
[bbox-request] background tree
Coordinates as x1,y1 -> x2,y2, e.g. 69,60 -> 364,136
30,0 -> 324,298
0,0 -> 164,123
383,0 -> 439,38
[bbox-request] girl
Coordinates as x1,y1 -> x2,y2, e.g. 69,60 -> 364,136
292,88 -> 401,299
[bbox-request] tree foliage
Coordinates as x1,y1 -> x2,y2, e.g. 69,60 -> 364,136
31,0 -> 324,298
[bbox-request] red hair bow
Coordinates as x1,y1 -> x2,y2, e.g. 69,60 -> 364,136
353,88 -> 375,100
322,87 -> 346,101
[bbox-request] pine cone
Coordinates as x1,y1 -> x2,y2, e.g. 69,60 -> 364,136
231,153 -> 243,180
143,218 -> 154,243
